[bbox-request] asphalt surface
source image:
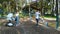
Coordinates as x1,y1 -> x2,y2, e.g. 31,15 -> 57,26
0,20 -> 60,34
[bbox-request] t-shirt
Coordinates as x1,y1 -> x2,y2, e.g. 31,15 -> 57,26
35,12 -> 40,19
15,13 -> 19,21
15,13 -> 19,16
7,13 -> 13,20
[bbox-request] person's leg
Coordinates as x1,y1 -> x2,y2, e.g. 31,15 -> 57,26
16,17 -> 18,24
16,16 -> 20,26
15,17 -> 17,24
17,16 -> 19,24
36,19 -> 38,25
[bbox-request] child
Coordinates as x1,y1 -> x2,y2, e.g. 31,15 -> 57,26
35,10 -> 40,25
6,12 -> 14,26
7,12 -> 13,22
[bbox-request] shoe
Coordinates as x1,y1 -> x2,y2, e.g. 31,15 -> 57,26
36,24 -> 38,26
16,23 -> 20,26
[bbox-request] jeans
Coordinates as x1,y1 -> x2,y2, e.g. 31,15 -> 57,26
15,16 -> 19,24
36,18 -> 39,25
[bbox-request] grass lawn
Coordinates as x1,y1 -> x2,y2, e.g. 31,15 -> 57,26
48,23 -> 56,28
44,15 -> 56,28
0,22 -> 3,26
44,15 -> 56,19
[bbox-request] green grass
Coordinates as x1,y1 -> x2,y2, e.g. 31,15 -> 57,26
0,23 -> 2,26
44,15 -> 56,18
48,23 -> 56,28
19,13 -> 28,18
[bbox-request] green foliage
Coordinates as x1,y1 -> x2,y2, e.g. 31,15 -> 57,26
0,4 -> 2,8
19,13 -> 24,18
46,0 -> 50,3
22,6 -> 29,16
0,0 -> 9,3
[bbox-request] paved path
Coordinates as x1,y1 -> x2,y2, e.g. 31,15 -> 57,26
0,19 -> 60,34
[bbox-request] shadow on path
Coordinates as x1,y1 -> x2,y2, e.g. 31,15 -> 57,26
0,20 -> 60,34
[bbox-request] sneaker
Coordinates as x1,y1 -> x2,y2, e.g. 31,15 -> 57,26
16,23 -> 20,26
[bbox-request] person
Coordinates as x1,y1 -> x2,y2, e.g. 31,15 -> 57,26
35,10 -> 40,25
15,11 -> 19,26
7,12 -> 13,22
6,12 -> 15,26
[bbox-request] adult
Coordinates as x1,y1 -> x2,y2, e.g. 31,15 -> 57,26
15,11 -> 19,26
7,12 -> 13,22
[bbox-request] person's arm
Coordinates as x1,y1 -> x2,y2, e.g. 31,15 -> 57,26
39,13 -> 41,15
38,12 -> 41,17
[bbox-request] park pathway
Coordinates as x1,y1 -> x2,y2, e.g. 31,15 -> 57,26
0,18 -> 60,34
